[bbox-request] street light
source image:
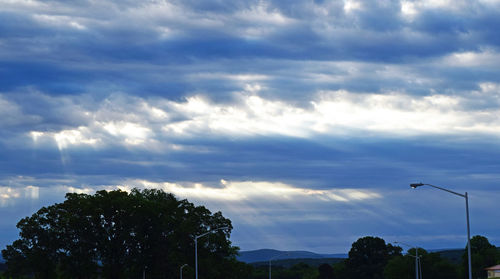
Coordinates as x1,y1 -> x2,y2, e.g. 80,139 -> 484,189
269,252 -> 290,279
406,254 -> 422,279
394,241 -> 421,279
410,182 -> 472,279
180,264 -> 188,279
195,226 -> 229,279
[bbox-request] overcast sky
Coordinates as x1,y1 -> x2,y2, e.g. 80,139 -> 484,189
1,0 -> 500,254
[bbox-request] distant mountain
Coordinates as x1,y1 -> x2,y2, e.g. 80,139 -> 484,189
237,249 -> 347,263
435,248 -> 464,265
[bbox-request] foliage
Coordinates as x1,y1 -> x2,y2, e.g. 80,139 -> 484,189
384,246 -> 458,279
384,255 -> 413,279
421,251 -> 458,279
247,262 -> 317,279
317,263 -> 334,279
1,189 -> 243,279
460,235 -> 498,279
332,260 -> 348,279
251,257 -> 344,269
345,236 -> 402,279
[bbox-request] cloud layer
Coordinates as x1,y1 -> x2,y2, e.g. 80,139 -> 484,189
1,0 -> 500,253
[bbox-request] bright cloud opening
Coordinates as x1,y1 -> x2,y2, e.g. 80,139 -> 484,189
53,127 -> 100,150
27,89 -> 500,150
101,121 -> 152,145
120,179 -> 381,203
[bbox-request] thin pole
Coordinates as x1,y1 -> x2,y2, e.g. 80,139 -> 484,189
415,248 -> 419,279
418,257 -> 422,279
195,238 -> 198,279
180,264 -> 188,279
466,192 -> 472,279
268,252 -> 290,279
268,260 -> 271,279
194,226 -> 228,279
394,241 -> 419,279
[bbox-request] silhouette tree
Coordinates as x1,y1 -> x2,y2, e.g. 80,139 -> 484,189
345,236 -> 402,279
318,263 -> 334,279
1,188 -> 245,279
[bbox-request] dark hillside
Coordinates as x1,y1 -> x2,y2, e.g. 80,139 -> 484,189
251,257 -> 345,268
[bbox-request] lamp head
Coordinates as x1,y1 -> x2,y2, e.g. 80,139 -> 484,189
410,183 -> 424,188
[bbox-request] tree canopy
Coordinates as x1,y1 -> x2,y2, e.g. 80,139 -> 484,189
1,189 -> 249,279
461,235 -> 499,279
345,236 -> 402,279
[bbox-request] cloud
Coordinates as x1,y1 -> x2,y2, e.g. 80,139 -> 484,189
0,95 -> 40,127
0,184 -> 41,208
1,0 -> 500,253
117,178 -> 381,203
12,88 -> 499,153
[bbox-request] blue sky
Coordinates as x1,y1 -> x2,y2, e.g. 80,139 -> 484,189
1,0 -> 500,254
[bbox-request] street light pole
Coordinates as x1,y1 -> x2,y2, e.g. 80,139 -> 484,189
394,241 -> 419,279
180,264 -> 188,279
194,226 -> 229,279
406,254 -> 422,279
410,183 -> 472,279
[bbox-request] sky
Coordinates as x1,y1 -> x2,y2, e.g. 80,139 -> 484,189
1,0 -> 500,255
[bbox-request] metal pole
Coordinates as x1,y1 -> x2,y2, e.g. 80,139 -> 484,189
394,241 -> 419,279
180,264 -> 188,279
268,252 -> 290,279
415,248 -> 419,279
466,192 -> 472,279
195,238 -> 198,279
410,183 -> 472,279
268,260 -> 271,279
194,227 -> 228,279
418,257 -> 422,279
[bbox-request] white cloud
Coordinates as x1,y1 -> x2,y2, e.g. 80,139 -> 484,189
25,88 -> 500,150
0,186 -> 39,207
440,49 -> 500,68
53,127 -> 100,150
344,0 -> 362,13
120,178 -> 381,203
235,1 -> 292,25
163,90 -> 500,138
400,1 -> 418,20
100,121 -> 152,145
33,14 -> 87,30
188,72 -> 270,82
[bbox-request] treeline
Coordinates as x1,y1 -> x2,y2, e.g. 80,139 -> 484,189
249,235 -> 500,279
1,189 -> 499,279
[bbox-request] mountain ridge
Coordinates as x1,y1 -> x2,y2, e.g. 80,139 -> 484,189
237,248 -> 347,263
